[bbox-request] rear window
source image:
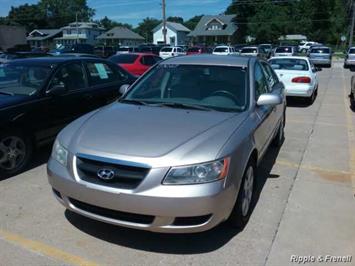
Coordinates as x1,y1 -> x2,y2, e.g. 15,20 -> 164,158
109,54 -> 139,64
269,58 -> 309,71
214,47 -> 229,53
349,48 -> 355,54
310,48 -> 330,54
241,48 -> 257,54
275,47 -> 293,53
161,47 -> 173,52
117,47 -> 130,52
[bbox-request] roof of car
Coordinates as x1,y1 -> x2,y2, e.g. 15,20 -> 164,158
7,56 -> 105,65
161,54 -> 250,67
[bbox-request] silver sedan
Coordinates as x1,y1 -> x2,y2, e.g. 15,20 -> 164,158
47,55 -> 286,233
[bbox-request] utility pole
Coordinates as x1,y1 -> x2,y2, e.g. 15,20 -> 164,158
162,0 -> 167,44
350,0 -> 355,47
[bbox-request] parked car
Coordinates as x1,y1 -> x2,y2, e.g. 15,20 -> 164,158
116,46 -> 138,55
212,45 -> 236,55
0,57 -> 137,177
350,75 -> 355,109
55,53 -> 99,58
273,46 -> 297,57
50,44 -> 94,55
159,46 -> 186,59
137,45 -> 162,55
298,41 -> 318,53
259,44 -> 273,57
47,55 -> 286,233
344,47 -> 355,69
308,46 -> 332,68
240,46 -> 267,59
269,56 -> 319,103
94,46 -> 116,58
186,46 -> 209,55
234,44 -> 247,54
109,53 -> 162,76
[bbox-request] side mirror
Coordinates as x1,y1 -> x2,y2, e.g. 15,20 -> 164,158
257,93 -> 282,106
46,83 -> 66,96
119,84 -> 130,95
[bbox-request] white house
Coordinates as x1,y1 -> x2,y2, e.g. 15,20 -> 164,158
152,22 -> 190,46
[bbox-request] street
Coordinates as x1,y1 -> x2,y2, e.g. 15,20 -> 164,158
0,61 -> 354,266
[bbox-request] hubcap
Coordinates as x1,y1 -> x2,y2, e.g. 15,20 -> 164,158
241,166 -> 254,217
0,136 -> 26,171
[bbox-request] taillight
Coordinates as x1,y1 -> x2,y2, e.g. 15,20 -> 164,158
292,77 -> 311,83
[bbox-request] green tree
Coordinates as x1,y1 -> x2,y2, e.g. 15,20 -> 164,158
7,4 -> 47,30
184,15 -> 203,30
98,16 -> 133,30
135,17 -> 160,43
167,16 -> 184,24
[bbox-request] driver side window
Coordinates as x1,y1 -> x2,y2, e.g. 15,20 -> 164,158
254,62 -> 268,100
51,63 -> 86,91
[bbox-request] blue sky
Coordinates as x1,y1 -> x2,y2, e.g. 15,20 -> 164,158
0,0 -> 231,26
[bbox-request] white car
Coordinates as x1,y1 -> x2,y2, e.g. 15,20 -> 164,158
298,41 -> 318,53
273,46 -> 296,57
159,46 -> 186,59
269,56 -> 319,103
212,46 -> 236,55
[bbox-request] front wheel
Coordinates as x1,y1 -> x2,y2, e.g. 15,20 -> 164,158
272,111 -> 285,147
228,161 -> 256,228
0,132 -> 32,178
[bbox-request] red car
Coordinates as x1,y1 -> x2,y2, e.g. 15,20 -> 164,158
186,46 -> 210,55
109,53 -> 162,76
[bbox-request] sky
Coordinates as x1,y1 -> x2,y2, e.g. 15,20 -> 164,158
0,0 -> 231,26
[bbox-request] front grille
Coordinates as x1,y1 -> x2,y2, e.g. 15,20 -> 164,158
76,156 -> 150,189
173,215 -> 212,226
69,198 -> 155,224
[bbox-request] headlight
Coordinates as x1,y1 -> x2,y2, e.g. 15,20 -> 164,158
52,140 -> 68,166
163,158 -> 230,185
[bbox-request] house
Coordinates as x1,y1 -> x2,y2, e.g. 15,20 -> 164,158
152,22 -> 190,46
96,27 -> 145,46
0,25 -> 26,51
54,22 -> 105,46
188,15 -> 237,45
27,29 -> 63,49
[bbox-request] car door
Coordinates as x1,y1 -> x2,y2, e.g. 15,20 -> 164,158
44,61 -> 89,137
254,62 -> 275,157
84,60 -> 131,110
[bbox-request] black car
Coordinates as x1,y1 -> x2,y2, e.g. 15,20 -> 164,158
0,57 -> 136,177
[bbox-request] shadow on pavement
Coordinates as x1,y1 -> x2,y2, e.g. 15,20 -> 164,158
65,145 -> 282,254
286,97 -> 313,108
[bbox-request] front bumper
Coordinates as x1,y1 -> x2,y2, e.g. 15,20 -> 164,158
285,84 -> 315,97
47,158 -> 237,233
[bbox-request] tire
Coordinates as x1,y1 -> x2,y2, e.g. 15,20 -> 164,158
0,131 -> 32,178
228,160 -> 256,229
307,91 -> 316,104
350,93 -> 355,110
272,111 -> 285,147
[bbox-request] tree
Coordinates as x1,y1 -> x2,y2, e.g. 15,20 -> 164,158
184,15 -> 203,30
167,16 -> 184,24
7,4 -> 47,30
98,16 -> 133,30
135,17 -> 160,43
38,0 -> 95,28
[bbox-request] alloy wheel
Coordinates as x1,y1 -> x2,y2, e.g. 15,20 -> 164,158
241,166 -> 254,217
0,136 -> 26,171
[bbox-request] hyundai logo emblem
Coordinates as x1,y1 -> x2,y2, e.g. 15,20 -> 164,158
97,169 -> 115,181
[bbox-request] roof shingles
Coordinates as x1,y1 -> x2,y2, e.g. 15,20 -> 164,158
188,15 -> 237,37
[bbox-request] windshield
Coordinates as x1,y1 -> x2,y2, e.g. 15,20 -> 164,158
241,48 -> 257,54
214,47 -> 228,53
123,64 -> 247,112
275,47 -> 293,53
269,58 -> 309,71
0,64 -> 52,96
161,47 -> 173,52
310,48 -> 330,54
349,48 -> 355,54
110,54 -> 138,64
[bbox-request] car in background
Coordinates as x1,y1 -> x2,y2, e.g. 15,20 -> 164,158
137,45 -> 162,55
186,46 -> 209,55
94,46 -> 116,58
234,44 -> 247,54
240,46 -> 267,59
212,46 -> 236,55
298,41 -> 318,53
47,54 -> 286,233
116,46 -> 139,55
109,53 -> 162,76
344,47 -> 355,69
55,53 -> 99,58
269,56 -> 318,103
259,44 -> 273,57
50,44 -> 94,55
159,46 -> 186,59
0,57 -> 137,177
308,46 -> 332,68
350,76 -> 355,109
273,46 -> 297,57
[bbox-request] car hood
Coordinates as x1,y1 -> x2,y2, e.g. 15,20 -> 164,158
61,103 -> 248,167
0,94 -> 30,109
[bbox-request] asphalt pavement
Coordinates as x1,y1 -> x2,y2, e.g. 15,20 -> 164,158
0,61 -> 354,266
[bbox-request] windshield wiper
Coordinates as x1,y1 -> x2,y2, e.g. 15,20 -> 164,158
119,99 -> 150,106
0,91 -> 14,96
152,102 -> 213,111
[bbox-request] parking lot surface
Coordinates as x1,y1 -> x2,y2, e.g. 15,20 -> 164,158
0,61 -> 354,266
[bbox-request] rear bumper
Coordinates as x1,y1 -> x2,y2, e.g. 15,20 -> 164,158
310,58 -> 331,66
285,84 -> 315,97
344,60 -> 355,66
47,158 -> 237,233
